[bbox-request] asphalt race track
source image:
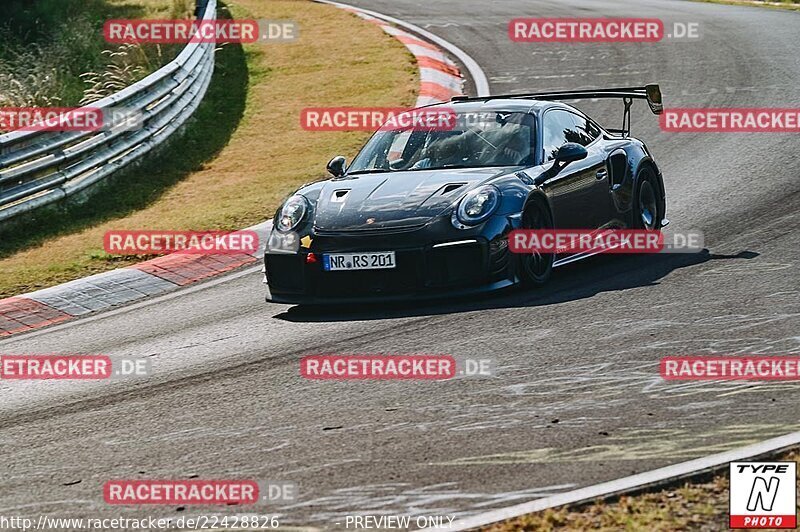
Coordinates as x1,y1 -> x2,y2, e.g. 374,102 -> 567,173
1,0 -> 799,528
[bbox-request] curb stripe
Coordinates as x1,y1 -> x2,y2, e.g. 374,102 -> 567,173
416,56 -> 461,77
415,96 -> 448,107
404,43 -> 453,65
0,297 -> 72,336
392,34 -> 442,52
419,81 -> 461,103
419,68 -> 463,93
25,268 -> 179,317
132,253 -> 258,286
381,29 -> 463,105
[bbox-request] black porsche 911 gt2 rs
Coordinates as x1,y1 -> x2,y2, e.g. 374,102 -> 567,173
264,85 -> 668,304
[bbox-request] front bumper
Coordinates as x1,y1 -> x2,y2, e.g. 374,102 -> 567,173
265,277 -> 517,305
264,217 -> 517,304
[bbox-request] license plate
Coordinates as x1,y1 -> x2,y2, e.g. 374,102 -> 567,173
322,251 -> 396,271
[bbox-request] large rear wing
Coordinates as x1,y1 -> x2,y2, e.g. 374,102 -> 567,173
451,84 -> 663,138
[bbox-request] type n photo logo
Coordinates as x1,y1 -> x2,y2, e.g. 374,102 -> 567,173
729,461 -> 797,529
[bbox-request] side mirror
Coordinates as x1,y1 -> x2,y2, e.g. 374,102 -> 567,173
327,156 -> 346,177
534,143 -> 590,186
555,143 -> 588,165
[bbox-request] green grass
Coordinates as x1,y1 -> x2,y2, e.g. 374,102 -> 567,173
0,0 -> 189,107
0,4 -> 249,264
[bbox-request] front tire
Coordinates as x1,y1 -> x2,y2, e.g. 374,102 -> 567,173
519,198 -> 553,287
633,167 -> 661,230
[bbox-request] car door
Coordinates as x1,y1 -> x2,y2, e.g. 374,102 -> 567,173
540,109 -> 610,229
568,112 -> 618,228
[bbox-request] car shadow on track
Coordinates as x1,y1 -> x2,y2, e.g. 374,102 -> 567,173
273,249 -> 759,322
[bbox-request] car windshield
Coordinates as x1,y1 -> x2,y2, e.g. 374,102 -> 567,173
347,111 -> 535,174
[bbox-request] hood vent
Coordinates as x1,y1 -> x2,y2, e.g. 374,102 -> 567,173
441,183 -> 466,194
331,189 -> 350,203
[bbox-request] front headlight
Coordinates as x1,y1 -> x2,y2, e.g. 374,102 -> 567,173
453,185 -> 500,227
277,194 -> 309,232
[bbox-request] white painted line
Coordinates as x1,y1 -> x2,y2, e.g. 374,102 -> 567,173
426,430 -> 800,531
314,0 -> 490,96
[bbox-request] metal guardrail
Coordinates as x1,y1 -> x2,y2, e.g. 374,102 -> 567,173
0,0 -> 218,223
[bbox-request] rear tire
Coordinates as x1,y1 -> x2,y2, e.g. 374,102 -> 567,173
519,198 -> 554,287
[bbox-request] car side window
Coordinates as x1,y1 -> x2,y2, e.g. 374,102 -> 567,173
570,113 -> 600,146
542,110 -> 601,160
586,119 -> 602,140
542,109 -> 580,161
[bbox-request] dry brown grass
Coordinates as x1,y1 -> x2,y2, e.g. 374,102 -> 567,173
696,0 -> 800,10
484,450 -> 800,531
0,0 -> 418,297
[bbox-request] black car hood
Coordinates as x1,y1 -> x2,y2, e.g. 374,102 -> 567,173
313,167 -> 512,232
